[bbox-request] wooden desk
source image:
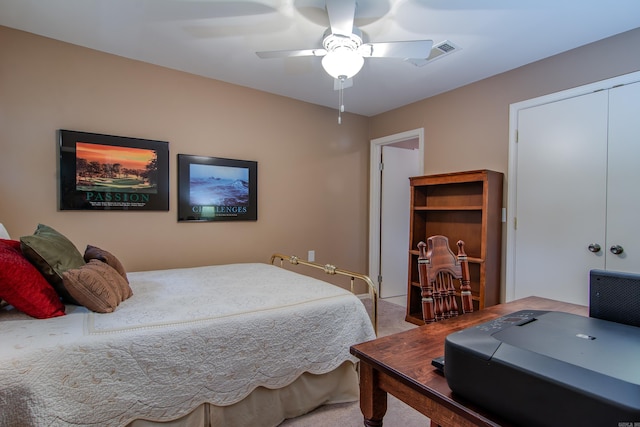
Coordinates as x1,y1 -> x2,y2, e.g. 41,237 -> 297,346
349,296 -> 588,427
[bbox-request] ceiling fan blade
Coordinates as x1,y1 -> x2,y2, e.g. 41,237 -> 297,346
360,40 -> 433,59
325,0 -> 356,36
256,48 -> 327,59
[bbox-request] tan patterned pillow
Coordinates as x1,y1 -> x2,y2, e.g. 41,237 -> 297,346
62,260 -> 133,313
84,245 -> 128,283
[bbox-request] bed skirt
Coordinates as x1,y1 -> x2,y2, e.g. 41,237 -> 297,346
127,361 -> 358,427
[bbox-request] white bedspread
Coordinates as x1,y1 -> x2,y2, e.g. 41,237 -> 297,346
0,263 -> 376,426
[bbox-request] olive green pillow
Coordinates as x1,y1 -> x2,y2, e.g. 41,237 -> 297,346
20,224 -> 85,304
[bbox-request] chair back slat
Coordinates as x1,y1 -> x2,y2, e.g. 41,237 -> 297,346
417,235 -> 473,323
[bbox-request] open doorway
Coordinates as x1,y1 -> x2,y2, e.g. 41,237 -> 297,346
369,129 -> 424,306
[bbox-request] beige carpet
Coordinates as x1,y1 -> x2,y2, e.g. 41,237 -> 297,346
279,299 -> 430,426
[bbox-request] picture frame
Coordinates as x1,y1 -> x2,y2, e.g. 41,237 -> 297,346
177,154 -> 257,222
58,129 -> 169,211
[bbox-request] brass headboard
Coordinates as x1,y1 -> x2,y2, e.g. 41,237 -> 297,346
270,253 -> 378,335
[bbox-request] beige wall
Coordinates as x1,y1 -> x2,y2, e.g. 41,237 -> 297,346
370,28 -> 640,176
3,24 -> 640,296
369,27 -> 640,300
0,26 -> 370,287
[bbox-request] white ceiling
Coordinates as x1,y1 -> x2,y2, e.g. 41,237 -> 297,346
2,0 -> 640,116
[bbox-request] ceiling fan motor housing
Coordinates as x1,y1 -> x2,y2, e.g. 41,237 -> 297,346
322,27 -> 363,52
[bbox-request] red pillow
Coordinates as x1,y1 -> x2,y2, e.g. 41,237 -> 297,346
0,239 -> 65,319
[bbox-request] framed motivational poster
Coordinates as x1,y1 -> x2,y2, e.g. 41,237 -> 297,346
58,130 -> 169,211
177,154 -> 257,222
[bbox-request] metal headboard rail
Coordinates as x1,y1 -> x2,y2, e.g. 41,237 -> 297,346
270,253 -> 378,335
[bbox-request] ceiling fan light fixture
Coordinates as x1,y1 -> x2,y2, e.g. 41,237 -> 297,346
321,47 -> 364,79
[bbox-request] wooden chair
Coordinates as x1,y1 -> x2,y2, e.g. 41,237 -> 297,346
417,235 -> 473,324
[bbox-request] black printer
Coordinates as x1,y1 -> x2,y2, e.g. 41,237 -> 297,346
444,310 -> 640,427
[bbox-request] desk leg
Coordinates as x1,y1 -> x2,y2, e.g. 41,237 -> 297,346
359,363 -> 387,427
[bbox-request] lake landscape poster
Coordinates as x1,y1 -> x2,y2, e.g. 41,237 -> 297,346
178,155 -> 257,222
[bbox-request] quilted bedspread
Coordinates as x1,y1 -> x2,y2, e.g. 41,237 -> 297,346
0,263 -> 376,426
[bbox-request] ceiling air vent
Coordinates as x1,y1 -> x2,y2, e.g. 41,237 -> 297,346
405,40 -> 461,67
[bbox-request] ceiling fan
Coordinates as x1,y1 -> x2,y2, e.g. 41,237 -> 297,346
256,0 -> 433,122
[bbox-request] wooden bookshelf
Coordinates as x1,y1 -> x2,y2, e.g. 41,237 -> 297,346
405,170 -> 503,325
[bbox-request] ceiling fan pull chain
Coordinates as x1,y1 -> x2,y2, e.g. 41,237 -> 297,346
338,76 -> 345,124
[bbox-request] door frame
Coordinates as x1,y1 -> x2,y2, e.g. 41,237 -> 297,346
368,128 -> 424,294
505,70 -> 640,302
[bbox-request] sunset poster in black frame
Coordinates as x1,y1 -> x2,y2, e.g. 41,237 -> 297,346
177,154 -> 257,222
58,130 -> 169,211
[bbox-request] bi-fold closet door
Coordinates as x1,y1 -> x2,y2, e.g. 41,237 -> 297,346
604,82 -> 640,274
511,80 -> 640,306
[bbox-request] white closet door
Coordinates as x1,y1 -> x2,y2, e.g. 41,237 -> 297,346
514,91 -> 608,305
606,82 -> 640,272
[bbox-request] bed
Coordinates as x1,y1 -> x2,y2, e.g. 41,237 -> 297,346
0,224 -> 377,427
